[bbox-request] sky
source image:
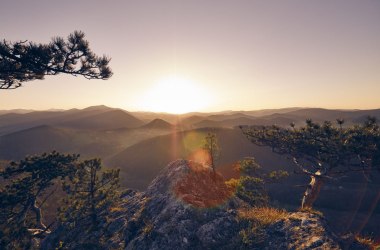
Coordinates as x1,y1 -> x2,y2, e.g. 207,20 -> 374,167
0,0 -> 379,113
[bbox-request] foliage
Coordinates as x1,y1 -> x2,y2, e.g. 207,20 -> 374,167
241,118 -> 380,208
0,152 -> 79,250
228,176 -> 268,206
0,153 -> 120,249
0,30 -> 112,89
56,159 -> 120,249
354,235 -> 380,250
202,132 -> 220,174
226,157 -> 288,206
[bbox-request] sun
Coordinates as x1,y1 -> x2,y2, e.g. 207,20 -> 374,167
140,75 -> 211,114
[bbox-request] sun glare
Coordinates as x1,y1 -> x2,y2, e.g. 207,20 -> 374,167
140,75 -> 211,114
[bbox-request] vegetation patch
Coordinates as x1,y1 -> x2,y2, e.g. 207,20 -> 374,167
354,235 -> 380,250
238,206 -> 289,246
238,206 -> 289,226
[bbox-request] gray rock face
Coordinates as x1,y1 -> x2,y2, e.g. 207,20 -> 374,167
120,160 -> 345,250
122,160 -> 245,250
43,159 -> 364,249
264,212 -> 341,250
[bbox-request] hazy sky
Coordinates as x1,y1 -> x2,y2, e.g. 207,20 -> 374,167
1,0 -> 379,113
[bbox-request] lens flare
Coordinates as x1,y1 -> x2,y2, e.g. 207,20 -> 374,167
173,161 -> 235,208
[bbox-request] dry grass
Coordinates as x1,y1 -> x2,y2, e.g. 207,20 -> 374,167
109,206 -> 124,213
225,178 -> 239,189
238,207 -> 289,246
355,235 -> 380,250
142,222 -> 153,235
298,206 -> 324,216
238,206 -> 289,226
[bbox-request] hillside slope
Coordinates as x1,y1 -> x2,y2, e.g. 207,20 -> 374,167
0,125 -> 74,159
106,127 -> 292,189
58,109 -> 144,130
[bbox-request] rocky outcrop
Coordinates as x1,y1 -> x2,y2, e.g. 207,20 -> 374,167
263,212 -> 341,249
119,160 -> 346,249
122,160 -> 245,250
43,159 -> 367,249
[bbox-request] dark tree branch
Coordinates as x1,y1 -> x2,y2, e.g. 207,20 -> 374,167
0,30 -> 112,89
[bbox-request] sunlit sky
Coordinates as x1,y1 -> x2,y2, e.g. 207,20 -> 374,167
1,0 -> 380,113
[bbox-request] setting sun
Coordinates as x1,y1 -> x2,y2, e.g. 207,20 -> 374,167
139,75 -> 212,114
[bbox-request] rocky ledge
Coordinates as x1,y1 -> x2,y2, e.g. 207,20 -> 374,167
43,159 -> 368,249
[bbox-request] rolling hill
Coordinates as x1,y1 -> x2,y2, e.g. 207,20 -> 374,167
141,118 -> 175,130
0,125 -> 75,160
0,106 -> 144,135
57,109 -> 144,130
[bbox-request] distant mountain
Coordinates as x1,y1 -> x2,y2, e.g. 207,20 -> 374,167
283,108 -> 354,121
192,116 -> 297,129
205,112 -> 254,121
240,107 -> 303,117
179,115 -> 207,127
265,108 -> 379,126
58,109 -> 144,130
192,119 -> 223,128
0,125 -> 74,160
0,110 -> 74,136
2,107 -> 379,136
0,106 -> 144,135
0,123 -> 173,161
0,109 -> 36,115
80,105 -> 114,112
130,111 -> 180,124
141,119 -> 174,130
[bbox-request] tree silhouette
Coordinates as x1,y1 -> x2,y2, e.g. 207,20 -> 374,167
55,159 -> 120,249
241,118 -> 380,209
0,30 -> 112,89
226,157 -> 288,206
202,132 -> 220,175
0,152 -> 79,249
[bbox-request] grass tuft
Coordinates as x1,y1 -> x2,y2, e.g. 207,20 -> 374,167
238,206 -> 289,246
355,235 -> 380,250
238,206 -> 289,226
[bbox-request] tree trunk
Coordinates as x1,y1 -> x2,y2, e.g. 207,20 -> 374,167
301,171 -> 324,209
31,199 -> 48,231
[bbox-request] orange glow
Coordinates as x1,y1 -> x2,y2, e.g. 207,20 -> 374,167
187,149 -> 210,166
173,161 -> 235,208
138,75 -> 213,114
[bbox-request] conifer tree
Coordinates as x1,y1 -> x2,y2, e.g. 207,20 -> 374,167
0,152 -> 79,249
226,157 -> 288,206
0,30 -> 112,89
241,117 -> 380,209
57,159 -> 120,249
202,132 -> 220,174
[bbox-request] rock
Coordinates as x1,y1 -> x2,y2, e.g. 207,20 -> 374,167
264,212 -> 341,250
43,159 -> 364,249
122,160 -> 244,250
